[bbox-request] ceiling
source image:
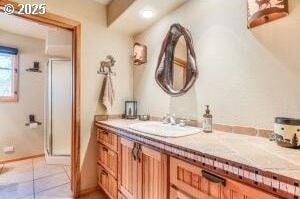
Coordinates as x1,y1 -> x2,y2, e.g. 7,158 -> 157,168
0,0 -> 187,38
0,12 -> 48,40
108,0 -> 187,36
94,0 -> 112,5
0,13 -> 71,41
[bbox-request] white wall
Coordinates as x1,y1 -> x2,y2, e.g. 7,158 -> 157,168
0,30 -> 49,161
134,0 -> 300,130
16,0 -> 134,190
45,29 -> 72,58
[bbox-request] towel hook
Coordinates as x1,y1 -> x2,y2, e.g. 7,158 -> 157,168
97,55 -> 116,76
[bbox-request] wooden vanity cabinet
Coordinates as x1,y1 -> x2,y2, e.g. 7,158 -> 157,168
118,138 -> 139,199
170,157 -> 279,199
98,164 -> 118,199
96,124 -> 281,199
139,144 -> 168,199
170,186 -> 196,199
97,127 -> 119,199
97,127 -> 118,152
118,191 -> 127,199
98,142 -> 118,178
118,137 -> 168,199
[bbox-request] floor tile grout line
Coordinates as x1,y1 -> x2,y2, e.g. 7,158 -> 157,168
10,159 -> 35,199
63,166 -> 71,181
34,182 -> 70,195
15,193 -> 34,199
15,192 -> 34,199
33,170 -> 66,181
0,159 -> 35,191
2,157 -> 71,199
32,157 -> 67,181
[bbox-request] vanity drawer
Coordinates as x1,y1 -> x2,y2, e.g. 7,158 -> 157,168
97,127 -> 118,152
98,143 -> 118,178
98,164 -> 118,199
170,157 -> 279,199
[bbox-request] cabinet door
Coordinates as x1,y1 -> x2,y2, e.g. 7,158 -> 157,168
170,157 -> 279,199
170,157 -> 218,199
139,145 -> 167,199
119,138 -> 138,199
170,186 -> 195,199
223,178 -> 279,199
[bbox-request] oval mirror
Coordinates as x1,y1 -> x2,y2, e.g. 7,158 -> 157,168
155,24 -> 198,97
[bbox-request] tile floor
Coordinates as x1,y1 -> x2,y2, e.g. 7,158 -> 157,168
0,157 -> 106,199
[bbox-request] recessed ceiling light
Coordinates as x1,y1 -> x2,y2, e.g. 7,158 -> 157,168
141,10 -> 154,19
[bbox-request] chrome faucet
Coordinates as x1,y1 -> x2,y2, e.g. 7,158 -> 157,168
162,114 -> 189,127
162,114 -> 177,125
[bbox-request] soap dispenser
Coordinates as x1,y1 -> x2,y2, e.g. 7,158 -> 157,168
203,105 -> 212,133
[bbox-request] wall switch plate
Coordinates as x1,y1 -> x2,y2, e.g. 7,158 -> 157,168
3,146 -> 14,154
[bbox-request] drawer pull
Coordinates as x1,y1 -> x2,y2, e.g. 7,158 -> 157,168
202,170 -> 226,186
102,146 -> 108,152
101,170 -> 108,176
137,144 -> 142,162
132,143 -> 139,161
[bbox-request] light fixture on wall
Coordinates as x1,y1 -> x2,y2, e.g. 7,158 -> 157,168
140,9 -> 154,19
133,43 -> 147,65
247,0 -> 288,28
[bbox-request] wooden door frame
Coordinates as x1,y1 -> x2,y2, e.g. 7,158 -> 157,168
0,0 -> 81,197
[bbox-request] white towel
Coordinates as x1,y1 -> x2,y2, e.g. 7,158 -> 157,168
102,74 -> 115,112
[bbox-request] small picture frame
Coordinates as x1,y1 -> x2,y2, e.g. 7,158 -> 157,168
125,101 -> 137,119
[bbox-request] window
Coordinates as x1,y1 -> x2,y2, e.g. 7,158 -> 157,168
0,46 -> 18,102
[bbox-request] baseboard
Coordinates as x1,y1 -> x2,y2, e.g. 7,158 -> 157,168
0,154 -> 45,164
79,186 -> 99,196
45,154 -> 71,165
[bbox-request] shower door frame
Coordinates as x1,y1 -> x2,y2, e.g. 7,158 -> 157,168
0,1 -> 81,197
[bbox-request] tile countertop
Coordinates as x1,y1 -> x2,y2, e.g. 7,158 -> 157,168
95,119 -> 300,181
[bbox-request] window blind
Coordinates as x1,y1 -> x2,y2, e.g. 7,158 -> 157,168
0,46 -> 18,55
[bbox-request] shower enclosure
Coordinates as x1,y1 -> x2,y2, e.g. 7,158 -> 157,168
45,59 -> 72,165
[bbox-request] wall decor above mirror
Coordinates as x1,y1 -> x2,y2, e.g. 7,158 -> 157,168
155,23 -> 198,97
247,0 -> 288,28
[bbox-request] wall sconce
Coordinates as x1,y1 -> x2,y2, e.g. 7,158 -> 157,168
247,0 -> 288,28
133,43 -> 147,65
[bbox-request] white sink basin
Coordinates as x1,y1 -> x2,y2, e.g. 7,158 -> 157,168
128,121 -> 202,138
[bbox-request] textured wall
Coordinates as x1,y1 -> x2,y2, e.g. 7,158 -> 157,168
134,0 -> 300,130
0,30 -> 49,161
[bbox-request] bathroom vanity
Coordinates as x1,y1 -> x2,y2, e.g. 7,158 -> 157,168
95,118 -> 300,199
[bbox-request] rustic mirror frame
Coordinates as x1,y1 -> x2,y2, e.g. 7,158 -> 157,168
155,23 -> 198,97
